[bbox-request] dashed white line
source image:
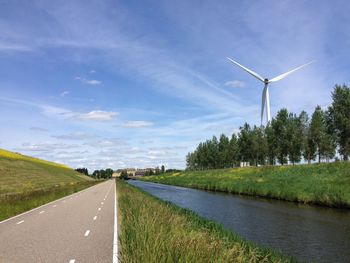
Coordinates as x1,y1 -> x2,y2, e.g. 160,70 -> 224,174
16,220 -> 24,225
84,230 -> 90,237
93,216 -> 97,220
69,259 -> 75,263
101,202 -> 104,205
39,211 -> 45,214
98,207 -> 101,211
113,180 -> 119,263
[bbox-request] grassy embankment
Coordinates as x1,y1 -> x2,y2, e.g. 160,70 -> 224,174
0,148 -> 97,221
117,180 -> 293,263
140,162 -> 350,208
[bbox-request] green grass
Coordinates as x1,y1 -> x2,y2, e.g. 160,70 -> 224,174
117,180 -> 294,263
140,162 -> 350,208
0,181 -> 98,221
0,148 -> 98,220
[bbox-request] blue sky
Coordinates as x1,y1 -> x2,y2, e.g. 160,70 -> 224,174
1,0 -> 349,170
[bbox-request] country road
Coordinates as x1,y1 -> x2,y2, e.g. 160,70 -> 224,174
0,180 -> 118,263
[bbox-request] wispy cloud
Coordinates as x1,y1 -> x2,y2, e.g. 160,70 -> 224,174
30,127 -> 48,132
76,110 -> 118,122
75,77 -> 102,85
52,132 -> 95,140
60,91 -> 69,97
224,80 -> 245,88
122,121 -> 154,128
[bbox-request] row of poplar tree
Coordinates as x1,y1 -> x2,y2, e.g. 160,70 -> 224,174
186,85 -> 350,170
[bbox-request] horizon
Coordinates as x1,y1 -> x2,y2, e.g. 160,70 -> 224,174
1,0 -> 350,170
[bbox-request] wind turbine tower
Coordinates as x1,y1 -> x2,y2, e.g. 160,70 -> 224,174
227,58 -> 313,125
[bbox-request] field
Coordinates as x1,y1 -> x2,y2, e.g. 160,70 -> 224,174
117,180 -> 293,263
0,148 -> 97,220
140,162 -> 350,208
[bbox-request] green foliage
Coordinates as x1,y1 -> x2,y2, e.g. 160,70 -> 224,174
327,84 -> 350,160
75,167 -> 89,176
92,168 -> 113,179
186,85 -> 350,169
120,170 -> 128,180
141,162 -> 350,208
118,180 -> 291,263
0,181 -> 98,221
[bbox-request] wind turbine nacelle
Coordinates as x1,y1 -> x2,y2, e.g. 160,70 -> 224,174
264,78 -> 269,84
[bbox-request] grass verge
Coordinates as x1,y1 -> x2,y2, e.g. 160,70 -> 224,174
140,162 -> 350,208
0,181 -> 99,221
117,180 -> 293,263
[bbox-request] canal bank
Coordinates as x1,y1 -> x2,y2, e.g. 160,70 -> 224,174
139,162 -> 350,208
118,180 -> 291,263
128,180 -> 350,263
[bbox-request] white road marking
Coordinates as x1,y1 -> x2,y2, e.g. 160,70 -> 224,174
0,182 -> 97,225
93,216 -> 97,220
98,207 -> 101,211
39,211 -> 45,214
69,259 -> 75,263
53,205 -> 57,208
84,230 -> 90,237
101,202 -> 104,205
113,180 -> 119,263
16,220 -> 24,225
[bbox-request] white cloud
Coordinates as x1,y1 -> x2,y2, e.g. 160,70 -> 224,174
60,91 -> 69,97
76,110 -> 118,122
30,127 -> 48,132
17,142 -> 77,152
122,121 -> 154,128
90,69 -> 96,73
52,132 -> 94,140
75,76 -> 102,85
224,80 -> 245,88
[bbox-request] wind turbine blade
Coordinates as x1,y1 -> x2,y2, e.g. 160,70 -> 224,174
269,61 -> 314,83
227,57 -> 265,82
261,85 -> 267,125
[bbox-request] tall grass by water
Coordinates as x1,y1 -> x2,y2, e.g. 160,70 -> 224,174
140,162 -> 350,208
117,180 -> 293,263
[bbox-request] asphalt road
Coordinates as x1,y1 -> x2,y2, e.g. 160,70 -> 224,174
0,179 -> 117,263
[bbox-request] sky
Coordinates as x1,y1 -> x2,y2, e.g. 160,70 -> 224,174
1,0 -> 350,171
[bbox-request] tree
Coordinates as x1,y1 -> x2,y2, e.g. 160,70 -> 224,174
218,134 -> 230,168
228,134 -> 239,167
309,106 -> 336,163
272,109 -> 289,165
287,113 -> 303,164
105,168 -> 114,179
161,165 -> 165,173
120,170 -> 128,180
238,123 -> 254,164
75,168 -> 89,176
251,126 -> 267,166
265,124 -> 277,165
327,85 -> 350,160
299,111 -> 316,164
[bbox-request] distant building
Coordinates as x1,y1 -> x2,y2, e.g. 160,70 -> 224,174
240,162 -> 250,167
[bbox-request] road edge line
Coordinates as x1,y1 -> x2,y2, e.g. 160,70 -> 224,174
113,179 -> 119,263
0,181 -> 104,224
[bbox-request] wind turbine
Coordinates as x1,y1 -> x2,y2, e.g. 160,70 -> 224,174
227,58 -> 313,125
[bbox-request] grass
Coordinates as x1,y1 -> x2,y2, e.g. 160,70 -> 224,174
0,181 -> 97,221
117,180 -> 294,263
140,162 -> 350,208
0,148 -> 98,221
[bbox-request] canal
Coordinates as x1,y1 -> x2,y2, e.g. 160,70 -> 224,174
128,180 -> 350,263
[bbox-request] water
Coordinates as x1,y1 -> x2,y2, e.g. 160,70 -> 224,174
128,180 -> 350,263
